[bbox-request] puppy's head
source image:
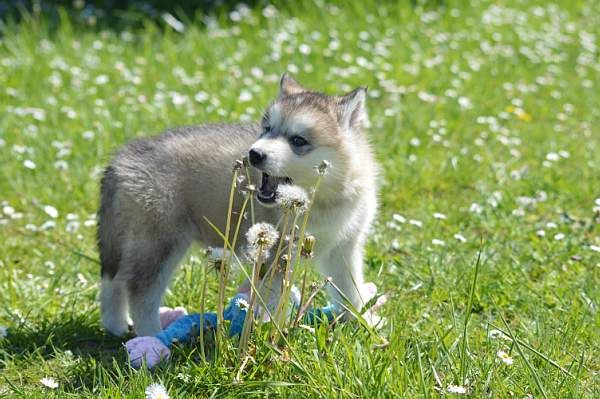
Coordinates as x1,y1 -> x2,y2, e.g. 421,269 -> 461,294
249,73 -> 368,206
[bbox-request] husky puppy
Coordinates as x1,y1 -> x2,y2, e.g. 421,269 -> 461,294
98,74 -> 378,336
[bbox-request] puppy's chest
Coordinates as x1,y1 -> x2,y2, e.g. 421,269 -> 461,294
306,204 -> 364,250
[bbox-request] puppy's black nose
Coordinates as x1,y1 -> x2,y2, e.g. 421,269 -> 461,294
249,149 -> 266,166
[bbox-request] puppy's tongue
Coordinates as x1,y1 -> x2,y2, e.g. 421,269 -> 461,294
258,173 -> 277,203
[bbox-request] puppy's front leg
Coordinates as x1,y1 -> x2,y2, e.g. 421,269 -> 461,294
316,239 -> 368,313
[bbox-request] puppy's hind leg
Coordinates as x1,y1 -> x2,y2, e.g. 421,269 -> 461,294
124,235 -> 190,337
100,276 -> 130,336
98,168 -> 131,336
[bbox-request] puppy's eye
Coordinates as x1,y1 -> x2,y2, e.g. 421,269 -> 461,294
290,136 -> 309,147
264,125 -> 272,133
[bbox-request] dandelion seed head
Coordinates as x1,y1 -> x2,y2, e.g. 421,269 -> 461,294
207,247 -> 224,262
246,222 -> 279,250
315,160 -> 331,175
276,184 -> 309,213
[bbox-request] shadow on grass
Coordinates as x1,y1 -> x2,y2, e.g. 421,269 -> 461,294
0,311 -> 127,368
0,0 -> 447,34
0,0 -> 262,32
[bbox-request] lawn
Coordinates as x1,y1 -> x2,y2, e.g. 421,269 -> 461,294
1,0 -> 599,397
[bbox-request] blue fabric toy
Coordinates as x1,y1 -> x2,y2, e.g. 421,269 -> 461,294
125,292 -> 340,368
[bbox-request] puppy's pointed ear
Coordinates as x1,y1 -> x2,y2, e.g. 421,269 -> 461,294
336,87 -> 368,132
279,73 -> 306,96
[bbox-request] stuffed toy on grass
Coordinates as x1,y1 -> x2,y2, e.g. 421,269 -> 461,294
126,282 -> 385,368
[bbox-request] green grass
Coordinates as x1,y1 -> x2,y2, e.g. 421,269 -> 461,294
1,0 -> 599,397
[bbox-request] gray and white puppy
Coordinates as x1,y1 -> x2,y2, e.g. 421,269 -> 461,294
98,74 -> 379,337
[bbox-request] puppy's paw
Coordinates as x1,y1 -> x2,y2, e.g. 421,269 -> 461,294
102,316 -> 130,337
361,282 -> 378,303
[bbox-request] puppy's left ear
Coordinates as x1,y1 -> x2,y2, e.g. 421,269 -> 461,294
336,87 -> 368,133
279,73 -> 306,96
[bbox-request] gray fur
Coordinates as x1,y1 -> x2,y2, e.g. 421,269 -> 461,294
98,123 -> 277,336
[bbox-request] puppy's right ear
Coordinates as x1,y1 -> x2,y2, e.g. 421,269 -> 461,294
279,73 -> 306,96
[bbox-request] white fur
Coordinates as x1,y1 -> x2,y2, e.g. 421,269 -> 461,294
282,112 -> 314,135
252,102 -> 377,311
100,277 -> 130,336
269,103 -> 282,127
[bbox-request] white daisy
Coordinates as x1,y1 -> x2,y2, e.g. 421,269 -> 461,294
497,350 -> 514,365
469,202 -> 483,214
24,159 -> 36,169
392,213 -> 406,223
454,233 -> 467,243
409,219 -> 423,227
447,384 -> 467,394
44,205 -> 58,218
433,212 -> 447,220
40,377 -> 58,389
145,383 -> 170,399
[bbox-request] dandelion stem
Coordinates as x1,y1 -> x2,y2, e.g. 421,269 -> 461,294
217,167 -> 239,349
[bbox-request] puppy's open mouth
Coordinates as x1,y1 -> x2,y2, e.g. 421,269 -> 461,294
257,173 -> 292,204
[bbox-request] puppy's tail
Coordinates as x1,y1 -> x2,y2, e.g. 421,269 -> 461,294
97,166 -> 122,279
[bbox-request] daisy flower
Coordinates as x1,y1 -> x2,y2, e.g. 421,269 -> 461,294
447,384 -> 467,394
145,383 -> 170,399
44,205 -> 58,218
40,377 -> 58,389
497,350 -> 514,365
